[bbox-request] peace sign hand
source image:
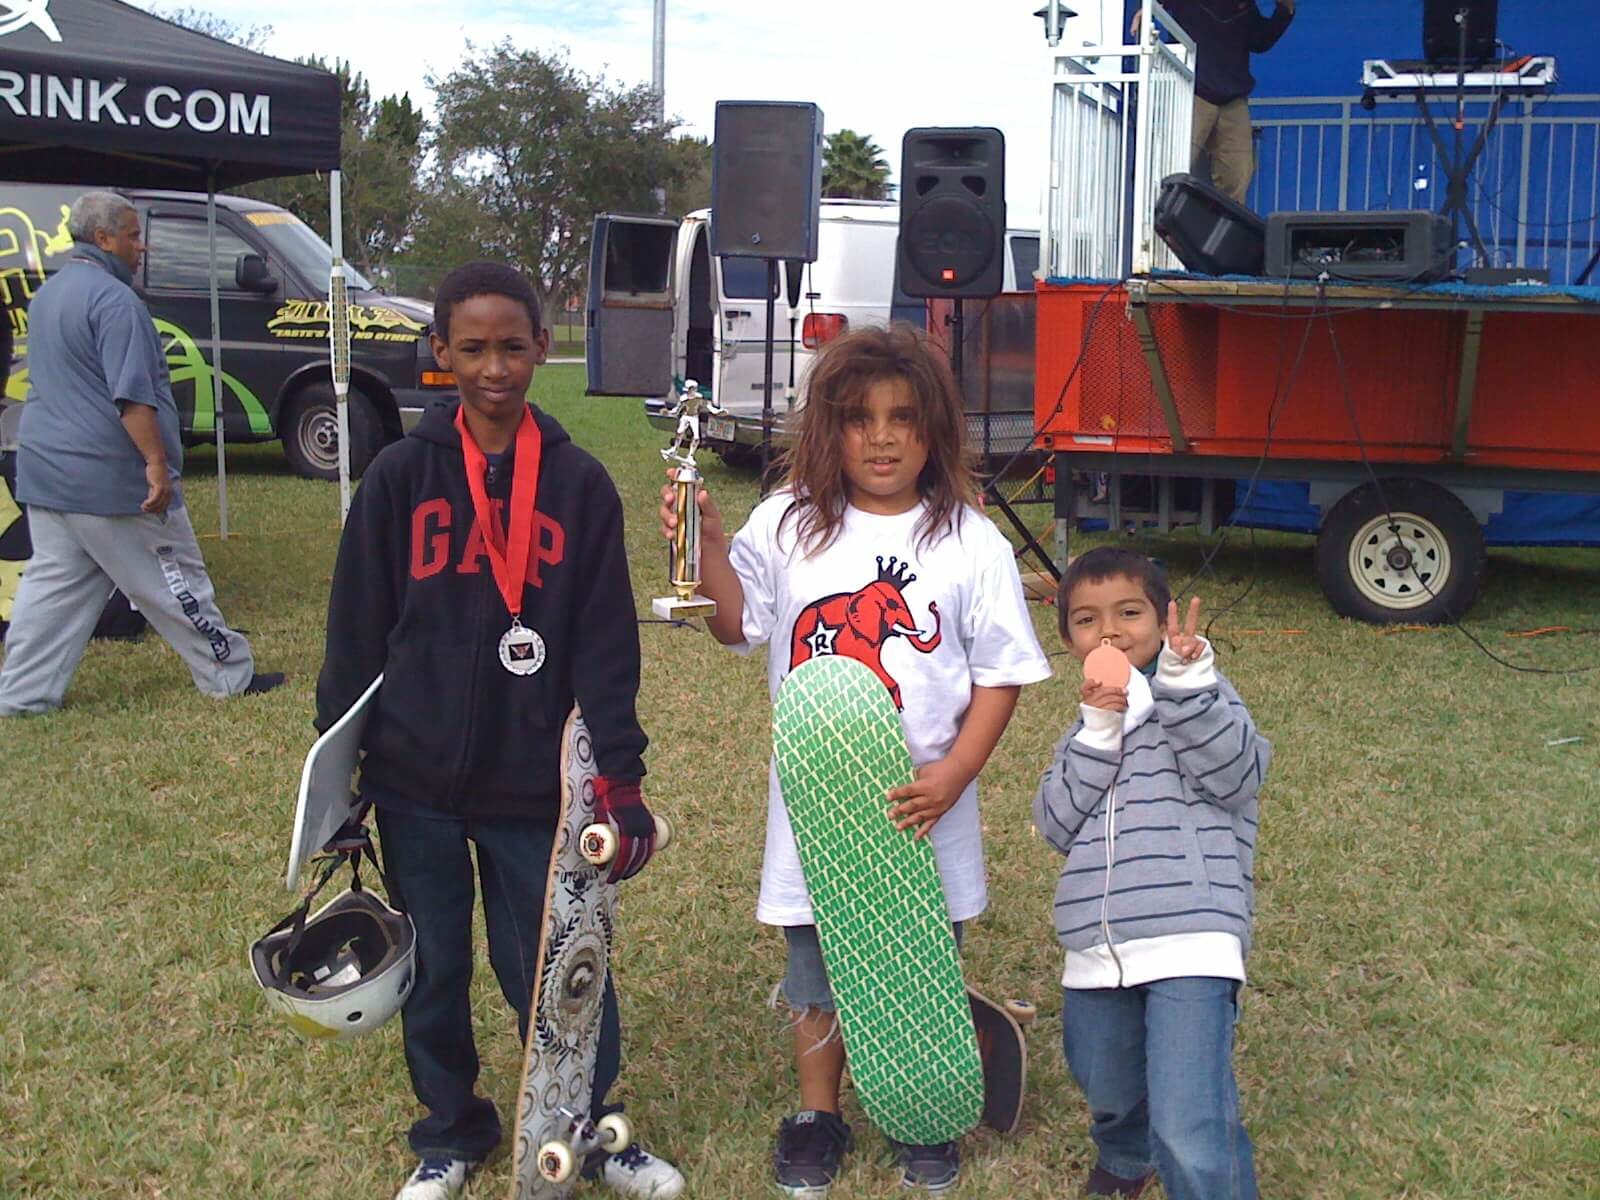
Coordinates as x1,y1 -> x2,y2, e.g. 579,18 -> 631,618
1166,597 -> 1205,663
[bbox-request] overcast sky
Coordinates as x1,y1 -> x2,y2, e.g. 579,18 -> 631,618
136,0 -> 1136,223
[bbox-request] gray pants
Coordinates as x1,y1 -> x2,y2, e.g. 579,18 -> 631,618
0,504 -> 255,715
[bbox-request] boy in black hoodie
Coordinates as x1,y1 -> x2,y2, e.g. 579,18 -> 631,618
315,262 -> 684,1200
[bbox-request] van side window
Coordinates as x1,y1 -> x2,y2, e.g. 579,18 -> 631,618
1010,236 -> 1040,290
145,217 -> 257,292
721,258 -> 776,300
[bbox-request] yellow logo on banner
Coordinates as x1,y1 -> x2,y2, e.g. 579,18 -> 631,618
1,202 -> 74,400
1,473 -> 24,626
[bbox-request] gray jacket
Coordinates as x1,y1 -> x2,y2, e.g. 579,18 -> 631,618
1032,644 -> 1271,961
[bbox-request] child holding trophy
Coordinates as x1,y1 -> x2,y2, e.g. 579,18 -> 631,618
316,261 -> 683,1200
658,324 -> 1050,1195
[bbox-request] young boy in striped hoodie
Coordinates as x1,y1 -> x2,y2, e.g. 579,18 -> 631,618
1033,547 -> 1271,1200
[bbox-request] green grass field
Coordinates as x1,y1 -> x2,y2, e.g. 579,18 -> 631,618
2,363 -> 1597,1199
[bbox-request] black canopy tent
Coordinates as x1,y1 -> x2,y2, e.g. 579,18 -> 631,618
0,0 -> 343,534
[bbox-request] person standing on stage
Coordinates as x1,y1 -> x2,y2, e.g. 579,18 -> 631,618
1134,0 -> 1296,204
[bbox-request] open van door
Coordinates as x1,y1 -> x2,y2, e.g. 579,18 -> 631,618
586,215 -> 678,396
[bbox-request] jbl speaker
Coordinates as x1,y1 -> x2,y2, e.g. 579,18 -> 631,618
711,101 -> 824,262
1152,174 -> 1266,276
897,127 -> 1006,298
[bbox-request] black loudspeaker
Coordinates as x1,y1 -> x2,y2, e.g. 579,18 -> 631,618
897,127 -> 1006,299
1423,0 -> 1498,66
711,102 -> 823,261
1152,174 -> 1266,276
1265,210 -> 1453,282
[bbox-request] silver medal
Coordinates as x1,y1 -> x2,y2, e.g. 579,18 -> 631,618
498,620 -> 545,676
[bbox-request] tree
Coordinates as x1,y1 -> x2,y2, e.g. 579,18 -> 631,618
428,42 -> 691,310
151,5 -> 272,50
241,60 -> 426,279
822,130 -> 892,201
664,136 -> 713,219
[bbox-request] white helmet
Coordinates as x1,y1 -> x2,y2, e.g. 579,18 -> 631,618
250,882 -> 415,1040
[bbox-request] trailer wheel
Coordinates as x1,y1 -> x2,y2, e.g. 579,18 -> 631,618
281,384 -> 387,482
1315,479 -> 1484,624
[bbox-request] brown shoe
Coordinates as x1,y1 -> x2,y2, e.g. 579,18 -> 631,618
1085,1164 -> 1155,1197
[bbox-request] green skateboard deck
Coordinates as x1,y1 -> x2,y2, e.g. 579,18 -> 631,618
773,655 -> 983,1145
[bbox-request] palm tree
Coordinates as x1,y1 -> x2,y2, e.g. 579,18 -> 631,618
822,130 -> 892,200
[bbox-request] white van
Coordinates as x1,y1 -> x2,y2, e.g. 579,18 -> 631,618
585,200 -> 1038,457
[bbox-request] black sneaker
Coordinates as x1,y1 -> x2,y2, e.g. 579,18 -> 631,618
1084,1164 -> 1155,1197
888,1139 -> 960,1192
774,1109 -> 853,1198
241,671 -> 286,696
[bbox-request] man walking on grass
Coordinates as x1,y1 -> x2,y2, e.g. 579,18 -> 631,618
0,192 -> 282,716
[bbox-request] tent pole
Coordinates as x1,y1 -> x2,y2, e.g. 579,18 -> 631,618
207,171 -> 229,540
330,170 -> 352,524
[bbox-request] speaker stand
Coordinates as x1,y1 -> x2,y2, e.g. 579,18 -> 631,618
759,259 -> 779,497
982,479 -> 1061,584
1416,5 -> 1505,268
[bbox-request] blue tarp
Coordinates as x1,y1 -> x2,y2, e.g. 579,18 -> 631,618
1248,2 -> 1596,100
1234,480 -> 1600,546
1120,1 -> 1597,99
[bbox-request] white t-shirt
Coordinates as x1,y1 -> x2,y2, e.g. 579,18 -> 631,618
728,492 -> 1052,926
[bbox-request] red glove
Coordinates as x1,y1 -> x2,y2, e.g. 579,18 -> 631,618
593,777 -> 656,883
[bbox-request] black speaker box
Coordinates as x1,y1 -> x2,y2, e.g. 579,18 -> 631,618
711,102 -> 823,262
1152,174 -> 1266,276
897,127 -> 1006,299
1265,210 -> 1453,281
1423,0 -> 1497,66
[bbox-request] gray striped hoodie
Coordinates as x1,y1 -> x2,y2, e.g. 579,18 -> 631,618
1032,639 -> 1271,986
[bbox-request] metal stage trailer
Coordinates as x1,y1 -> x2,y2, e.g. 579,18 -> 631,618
1028,275 -> 1600,622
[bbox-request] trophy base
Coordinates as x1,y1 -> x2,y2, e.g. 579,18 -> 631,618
652,595 -> 718,620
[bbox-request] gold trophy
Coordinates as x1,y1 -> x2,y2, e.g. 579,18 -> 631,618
654,380 -> 722,621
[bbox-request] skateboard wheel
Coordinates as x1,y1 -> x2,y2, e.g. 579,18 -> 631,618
596,1112 -> 633,1153
579,822 -> 618,866
653,814 -> 672,853
537,1140 -> 576,1183
1004,999 -> 1037,1026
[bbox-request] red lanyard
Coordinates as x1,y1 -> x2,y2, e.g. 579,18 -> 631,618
455,405 -> 541,621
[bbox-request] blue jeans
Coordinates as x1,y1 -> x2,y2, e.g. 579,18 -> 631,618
375,800 -> 621,1162
1061,978 -> 1255,1200
780,922 -> 964,1012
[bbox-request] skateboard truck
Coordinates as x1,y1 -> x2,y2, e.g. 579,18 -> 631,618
578,814 -> 673,868
536,1107 -> 632,1183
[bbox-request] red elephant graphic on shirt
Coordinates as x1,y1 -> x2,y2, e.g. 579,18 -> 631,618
789,556 -> 941,710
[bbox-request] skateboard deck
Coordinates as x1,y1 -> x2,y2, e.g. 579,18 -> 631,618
968,988 -> 1027,1135
285,673 -> 383,889
773,655 -> 983,1145
509,709 -> 622,1199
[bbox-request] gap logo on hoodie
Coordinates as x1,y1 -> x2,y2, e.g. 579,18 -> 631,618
409,496 -> 566,585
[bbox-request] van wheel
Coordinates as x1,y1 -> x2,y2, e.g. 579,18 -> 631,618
282,384 -> 387,482
1315,479 -> 1484,624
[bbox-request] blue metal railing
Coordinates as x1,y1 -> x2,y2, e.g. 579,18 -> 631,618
1247,93 -> 1600,283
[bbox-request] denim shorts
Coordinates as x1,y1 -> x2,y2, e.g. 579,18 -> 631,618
780,921 -> 965,1012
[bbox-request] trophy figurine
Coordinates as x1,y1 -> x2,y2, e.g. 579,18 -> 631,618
653,380 -> 725,621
